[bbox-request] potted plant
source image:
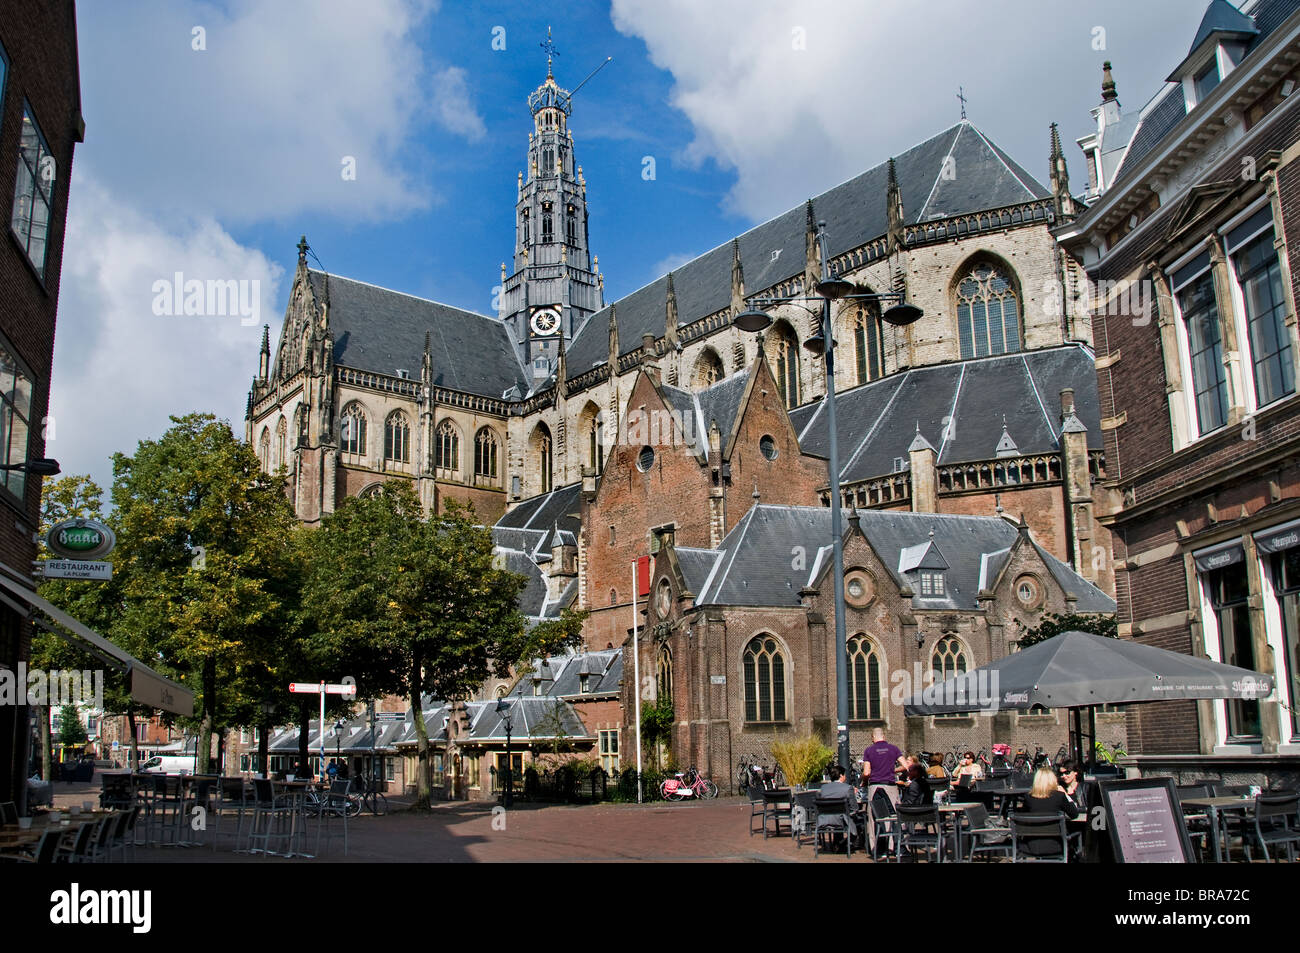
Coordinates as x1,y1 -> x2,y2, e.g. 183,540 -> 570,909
769,735 -> 834,791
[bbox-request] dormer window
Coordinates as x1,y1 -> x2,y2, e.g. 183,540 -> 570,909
1194,58 -> 1220,102
919,571 -> 945,597
579,673 -> 591,693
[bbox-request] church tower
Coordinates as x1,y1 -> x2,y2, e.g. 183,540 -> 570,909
500,32 -> 604,385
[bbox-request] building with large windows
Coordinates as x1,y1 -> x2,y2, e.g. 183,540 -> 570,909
0,0 -> 83,808
1058,0 -> 1300,779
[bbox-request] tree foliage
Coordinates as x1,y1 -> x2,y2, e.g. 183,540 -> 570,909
1016,611 -> 1118,648
301,483 -> 534,808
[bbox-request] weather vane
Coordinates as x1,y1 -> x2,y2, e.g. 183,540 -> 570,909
541,25 -> 560,70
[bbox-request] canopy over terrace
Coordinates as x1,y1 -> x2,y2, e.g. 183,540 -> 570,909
902,630 -> 1274,767
0,562 -> 193,716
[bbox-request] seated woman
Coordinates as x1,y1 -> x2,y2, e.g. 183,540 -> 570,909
1058,761 -> 1086,810
899,763 -> 934,807
926,754 -> 947,779
951,751 -> 984,787
1018,765 -> 1079,857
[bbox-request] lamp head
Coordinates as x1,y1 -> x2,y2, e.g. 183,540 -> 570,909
733,307 -> 772,333
815,276 -> 854,301
881,302 -> 924,327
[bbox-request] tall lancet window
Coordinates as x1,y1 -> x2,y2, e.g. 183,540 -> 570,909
521,208 -> 530,245
956,260 -> 1022,359
542,203 -> 554,243
566,204 -> 577,244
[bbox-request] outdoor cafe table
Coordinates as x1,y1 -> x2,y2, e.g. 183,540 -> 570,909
937,802 -> 981,861
1179,795 -> 1257,863
0,810 -> 112,857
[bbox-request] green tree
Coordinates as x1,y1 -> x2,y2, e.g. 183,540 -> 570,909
109,414 -> 302,774
56,704 -> 87,749
1016,611 -> 1118,649
302,484 -> 548,808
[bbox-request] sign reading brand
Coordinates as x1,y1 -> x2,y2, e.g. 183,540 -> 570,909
46,519 -> 116,560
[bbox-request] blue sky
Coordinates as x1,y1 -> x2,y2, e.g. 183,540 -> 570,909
51,0 -> 1212,492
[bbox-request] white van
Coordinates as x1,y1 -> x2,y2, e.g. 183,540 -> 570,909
140,756 -> 196,775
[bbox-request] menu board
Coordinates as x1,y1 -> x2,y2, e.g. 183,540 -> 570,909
1100,778 -> 1195,863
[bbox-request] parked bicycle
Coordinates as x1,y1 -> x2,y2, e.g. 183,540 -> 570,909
661,766 -> 718,801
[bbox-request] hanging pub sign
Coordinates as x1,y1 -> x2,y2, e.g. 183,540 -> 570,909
46,519 -> 116,560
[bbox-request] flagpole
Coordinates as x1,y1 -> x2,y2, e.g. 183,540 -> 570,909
632,559 -> 643,804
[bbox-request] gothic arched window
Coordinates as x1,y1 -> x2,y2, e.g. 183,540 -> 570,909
521,209 -> 530,246
931,636 -> 968,719
657,646 -> 673,705
532,423 -> 553,493
258,427 -> 271,471
340,404 -> 367,456
541,202 -> 554,244
956,260 -> 1022,359
693,348 -> 724,389
385,412 -> 411,464
743,635 -> 787,723
474,428 -> 499,482
566,204 -> 577,244
769,322 -> 800,408
853,305 -> 884,384
435,420 -> 459,472
275,417 -> 288,469
847,635 -> 883,720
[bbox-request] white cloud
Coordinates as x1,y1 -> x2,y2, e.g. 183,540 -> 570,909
610,0 -> 1199,222
49,176 -> 281,489
430,66 -> 487,142
75,0 -> 477,224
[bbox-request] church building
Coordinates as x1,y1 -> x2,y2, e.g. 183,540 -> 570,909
247,42 -> 1122,779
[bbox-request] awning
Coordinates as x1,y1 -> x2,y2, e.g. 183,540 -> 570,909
1192,540 -> 1244,573
1254,519 -> 1300,555
0,565 -> 194,716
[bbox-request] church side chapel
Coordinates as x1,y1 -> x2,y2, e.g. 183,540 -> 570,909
245,36 -> 1120,786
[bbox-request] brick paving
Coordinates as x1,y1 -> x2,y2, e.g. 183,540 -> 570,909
129,796 -> 865,863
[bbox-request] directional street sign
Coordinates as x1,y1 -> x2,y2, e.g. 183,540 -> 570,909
289,682 -> 356,695
41,559 -> 113,580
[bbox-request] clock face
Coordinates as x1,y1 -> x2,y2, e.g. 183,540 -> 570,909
530,308 -> 561,336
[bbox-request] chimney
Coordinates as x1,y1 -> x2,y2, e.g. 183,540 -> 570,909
908,426 -> 938,514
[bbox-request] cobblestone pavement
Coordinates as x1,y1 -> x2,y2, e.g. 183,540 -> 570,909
130,796 -> 866,863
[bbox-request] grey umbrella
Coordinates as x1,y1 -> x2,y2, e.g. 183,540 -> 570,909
903,630 -> 1274,768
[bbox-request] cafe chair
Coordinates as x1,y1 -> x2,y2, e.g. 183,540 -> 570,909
0,801 -> 18,826
214,778 -> 249,851
0,828 -> 61,864
895,804 -> 943,862
762,788 -> 793,840
870,788 -> 898,861
812,796 -> 855,858
55,821 -> 98,864
1010,812 -> 1069,862
1253,791 -> 1300,862
790,790 -> 818,849
962,803 -> 1012,862
747,782 -> 768,836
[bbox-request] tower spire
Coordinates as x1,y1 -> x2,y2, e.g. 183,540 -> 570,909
1101,61 -> 1118,103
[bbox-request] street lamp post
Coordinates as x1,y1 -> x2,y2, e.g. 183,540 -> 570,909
733,221 -> 922,774
495,697 -> 514,808
334,717 -> 346,781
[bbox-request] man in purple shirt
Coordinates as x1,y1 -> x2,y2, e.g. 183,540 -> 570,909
862,728 -> 904,836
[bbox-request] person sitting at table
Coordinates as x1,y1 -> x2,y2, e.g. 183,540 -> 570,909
952,751 -> 984,787
899,763 -> 934,806
1058,761 -> 1085,809
926,754 -> 947,779
1019,765 -> 1079,857
819,764 -> 855,801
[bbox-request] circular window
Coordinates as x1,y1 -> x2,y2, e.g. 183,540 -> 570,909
637,446 -> 655,472
655,579 -> 672,617
844,569 -> 876,607
1015,574 -> 1042,608
760,435 -> 778,460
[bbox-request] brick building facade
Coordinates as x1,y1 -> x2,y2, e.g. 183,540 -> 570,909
1057,0 -> 1300,773
0,0 -> 82,806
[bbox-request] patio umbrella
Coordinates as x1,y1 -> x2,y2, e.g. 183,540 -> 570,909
902,630 -> 1274,768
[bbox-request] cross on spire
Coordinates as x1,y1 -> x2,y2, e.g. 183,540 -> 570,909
541,25 -> 559,77
957,86 -> 968,120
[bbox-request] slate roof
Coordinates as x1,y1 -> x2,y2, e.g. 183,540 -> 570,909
1109,0 -> 1299,187
565,121 -> 1049,379
651,369 -> 751,456
674,546 -> 723,596
510,648 -> 623,698
265,715 -> 410,754
306,271 -> 527,399
496,483 -> 582,537
390,697 -> 592,745
693,504 -> 1115,613
788,344 -> 1101,485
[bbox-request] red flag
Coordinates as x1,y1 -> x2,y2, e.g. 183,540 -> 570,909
635,555 -> 651,597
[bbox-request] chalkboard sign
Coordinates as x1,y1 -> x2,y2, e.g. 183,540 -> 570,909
1099,777 -> 1196,863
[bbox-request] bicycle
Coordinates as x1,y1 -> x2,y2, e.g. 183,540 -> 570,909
354,776 -> 388,816
661,766 -> 717,801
